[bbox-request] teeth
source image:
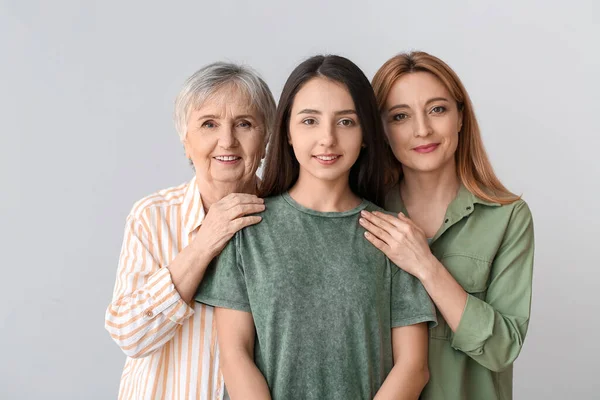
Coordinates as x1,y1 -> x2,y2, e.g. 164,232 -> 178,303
316,155 -> 339,161
215,156 -> 240,161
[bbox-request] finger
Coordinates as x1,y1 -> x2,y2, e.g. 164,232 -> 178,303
227,203 -> 266,219
359,216 -> 394,244
221,193 -> 265,208
364,231 -> 391,254
361,210 -> 397,233
395,212 -> 416,227
232,215 -> 262,231
371,211 -> 409,230
394,212 -> 426,236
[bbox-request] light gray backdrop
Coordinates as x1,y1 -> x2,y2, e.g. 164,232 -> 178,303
1,1 -> 598,399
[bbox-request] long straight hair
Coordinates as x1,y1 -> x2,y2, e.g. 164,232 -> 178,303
259,55 -> 393,207
372,51 -> 519,204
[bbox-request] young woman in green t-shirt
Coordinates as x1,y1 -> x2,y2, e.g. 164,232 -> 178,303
195,55 -> 437,399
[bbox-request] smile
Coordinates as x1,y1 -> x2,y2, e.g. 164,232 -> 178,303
313,154 -> 341,165
214,155 -> 241,163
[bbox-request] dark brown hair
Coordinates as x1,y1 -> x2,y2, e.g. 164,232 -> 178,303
259,55 -> 393,207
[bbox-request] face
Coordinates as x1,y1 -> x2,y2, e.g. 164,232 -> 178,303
288,77 -> 363,186
383,71 -> 463,174
183,84 -> 266,188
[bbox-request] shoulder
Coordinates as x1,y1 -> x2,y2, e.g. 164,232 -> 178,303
364,200 -> 394,216
128,181 -> 189,221
263,194 -> 287,208
481,198 -> 533,225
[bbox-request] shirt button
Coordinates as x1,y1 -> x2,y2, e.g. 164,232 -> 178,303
145,310 -> 154,318
444,219 -> 449,223
466,206 -> 472,210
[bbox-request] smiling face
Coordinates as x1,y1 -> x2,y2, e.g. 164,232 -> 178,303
183,84 -> 266,189
383,71 -> 463,175
288,77 -> 363,187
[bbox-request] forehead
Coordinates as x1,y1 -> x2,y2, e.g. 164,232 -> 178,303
291,77 -> 354,111
193,83 -> 258,117
386,71 -> 452,106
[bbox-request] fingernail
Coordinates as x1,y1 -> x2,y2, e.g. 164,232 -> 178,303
361,210 -> 367,216
359,218 -> 365,224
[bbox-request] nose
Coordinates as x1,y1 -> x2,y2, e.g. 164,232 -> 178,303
218,125 -> 238,149
413,113 -> 433,138
319,123 -> 337,147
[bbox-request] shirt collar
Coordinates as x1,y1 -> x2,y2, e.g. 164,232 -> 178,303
446,184 -> 501,220
182,175 -> 206,234
387,181 -> 500,217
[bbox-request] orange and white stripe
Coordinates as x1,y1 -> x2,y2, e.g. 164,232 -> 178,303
105,176 -> 224,399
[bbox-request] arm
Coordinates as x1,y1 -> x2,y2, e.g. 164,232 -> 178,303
105,193 -> 264,358
374,323 -> 429,400
362,202 -> 534,372
429,201 -> 535,371
215,308 -> 271,400
105,214 -> 196,359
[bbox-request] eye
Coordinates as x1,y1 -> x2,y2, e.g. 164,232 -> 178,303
392,113 -> 408,121
431,106 -> 446,114
302,118 -> 317,125
201,120 -> 217,128
237,120 -> 252,129
338,118 -> 355,127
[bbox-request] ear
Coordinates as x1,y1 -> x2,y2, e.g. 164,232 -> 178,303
182,136 -> 190,158
457,108 -> 464,132
261,141 -> 267,159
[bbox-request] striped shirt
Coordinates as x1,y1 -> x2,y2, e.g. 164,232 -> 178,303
105,176 -> 224,400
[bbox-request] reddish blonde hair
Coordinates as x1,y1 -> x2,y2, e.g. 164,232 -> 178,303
372,51 -> 519,205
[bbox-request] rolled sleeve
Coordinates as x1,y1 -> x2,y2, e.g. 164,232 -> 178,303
147,267 -> 195,324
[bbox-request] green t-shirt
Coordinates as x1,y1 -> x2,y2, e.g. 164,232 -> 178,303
195,192 -> 436,400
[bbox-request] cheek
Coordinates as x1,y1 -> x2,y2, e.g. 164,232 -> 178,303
386,126 -> 410,151
187,136 -> 215,158
240,135 -> 266,160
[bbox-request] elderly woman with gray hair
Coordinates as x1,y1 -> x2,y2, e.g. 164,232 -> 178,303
105,62 -> 276,400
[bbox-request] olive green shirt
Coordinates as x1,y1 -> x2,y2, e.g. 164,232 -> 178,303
195,193 -> 437,400
386,184 -> 534,400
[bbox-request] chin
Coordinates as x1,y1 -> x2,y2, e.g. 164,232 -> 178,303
211,172 -> 246,183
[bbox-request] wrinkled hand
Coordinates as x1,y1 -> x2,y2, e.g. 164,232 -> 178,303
359,210 -> 435,279
192,193 -> 265,259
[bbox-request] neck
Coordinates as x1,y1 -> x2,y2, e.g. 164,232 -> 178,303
288,171 -> 361,212
196,175 -> 258,211
400,162 -> 460,209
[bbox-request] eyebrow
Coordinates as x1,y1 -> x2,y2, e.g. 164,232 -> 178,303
297,109 -> 357,116
197,114 -> 256,121
387,97 -> 450,113
197,114 -> 219,121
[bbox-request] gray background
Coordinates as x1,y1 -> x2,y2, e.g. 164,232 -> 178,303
1,0 -> 598,399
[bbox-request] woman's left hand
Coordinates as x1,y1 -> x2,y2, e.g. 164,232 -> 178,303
359,210 -> 436,279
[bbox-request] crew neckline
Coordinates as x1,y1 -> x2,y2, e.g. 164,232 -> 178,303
282,191 -> 369,217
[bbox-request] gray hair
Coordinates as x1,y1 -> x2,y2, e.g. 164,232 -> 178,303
174,62 -> 276,142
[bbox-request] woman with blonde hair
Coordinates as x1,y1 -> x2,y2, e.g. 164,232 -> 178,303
360,51 -> 534,399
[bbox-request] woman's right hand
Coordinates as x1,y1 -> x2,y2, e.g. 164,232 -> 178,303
191,193 -> 265,260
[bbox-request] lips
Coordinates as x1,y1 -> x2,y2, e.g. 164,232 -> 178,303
413,144 -> 439,154
214,155 -> 241,164
313,154 -> 341,165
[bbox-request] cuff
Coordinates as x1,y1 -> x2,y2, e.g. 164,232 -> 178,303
451,294 -> 494,353
146,267 -> 194,324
